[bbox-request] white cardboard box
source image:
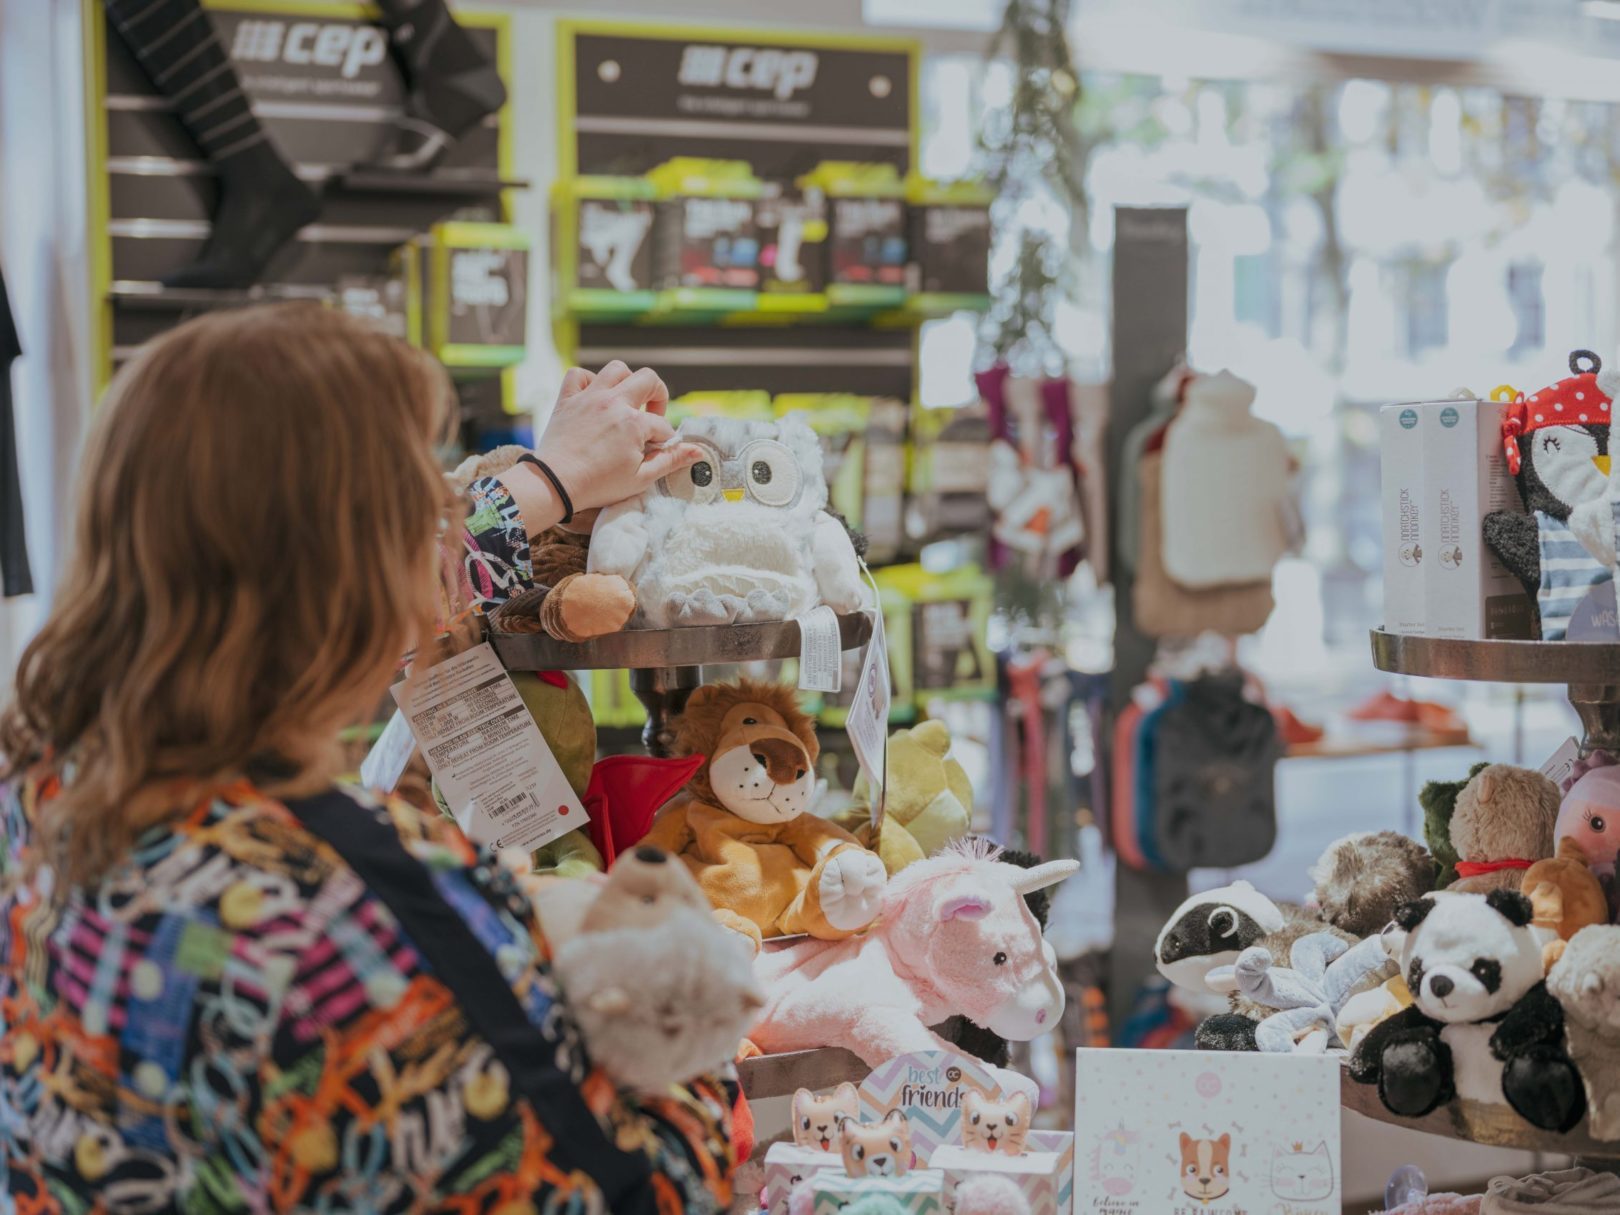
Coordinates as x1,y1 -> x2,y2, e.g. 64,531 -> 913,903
1421,398 -> 1533,639
762,1143 -> 842,1215
933,1129 -> 1074,1215
1380,403 -> 1427,634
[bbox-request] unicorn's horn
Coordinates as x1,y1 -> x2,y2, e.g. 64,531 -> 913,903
1010,859 -> 1080,894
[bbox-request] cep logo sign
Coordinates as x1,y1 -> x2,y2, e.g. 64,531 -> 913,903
677,45 -> 819,101
230,19 -> 388,79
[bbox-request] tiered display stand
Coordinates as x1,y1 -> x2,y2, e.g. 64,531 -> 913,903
1363,629 -> 1620,1164
492,612 -> 875,1100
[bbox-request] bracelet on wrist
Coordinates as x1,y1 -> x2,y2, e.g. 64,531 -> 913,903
517,454 -> 575,525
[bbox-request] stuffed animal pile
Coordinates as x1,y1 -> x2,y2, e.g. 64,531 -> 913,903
1154,757 -> 1620,1140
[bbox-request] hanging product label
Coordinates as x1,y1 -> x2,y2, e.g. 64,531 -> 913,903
359,708 -> 416,794
847,606 -> 890,828
1541,736 -> 1584,787
392,643 -> 585,854
797,604 -> 844,693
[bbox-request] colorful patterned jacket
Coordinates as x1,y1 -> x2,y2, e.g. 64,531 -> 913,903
0,477 -> 736,1213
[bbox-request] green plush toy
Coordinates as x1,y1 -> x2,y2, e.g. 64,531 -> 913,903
1419,760 -> 1489,889
434,670 -> 605,878
836,719 -> 973,875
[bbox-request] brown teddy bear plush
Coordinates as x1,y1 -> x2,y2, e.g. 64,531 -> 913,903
449,445 -> 635,641
1447,763 -> 1559,894
640,679 -> 888,947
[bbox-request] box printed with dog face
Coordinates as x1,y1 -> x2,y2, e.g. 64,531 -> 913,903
1074,1049 -> 1340,1215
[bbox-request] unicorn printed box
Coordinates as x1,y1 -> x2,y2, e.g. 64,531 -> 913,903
1074,1049 -> 1340,1215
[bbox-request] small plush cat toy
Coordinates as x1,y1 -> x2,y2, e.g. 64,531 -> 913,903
792,1082 -> 858,1153
1484,350 -> 1620,639
961,1090 -> 1032,1155
838,1110 -> 912,1179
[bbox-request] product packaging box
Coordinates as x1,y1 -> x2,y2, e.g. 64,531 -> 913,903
1420,398 -> 1534,639
756,184 -> 829,306
905,178 -> 992,308
413,222 -> 530,371
800,162 -> 909,310
908,401 -> 992,542
1379,403 -> 1427,635
762,1143 -> 841,1215
811,1168 -> 945,1215
933,1129 -> 1075,1215
648,158 -> 762,311
551,177 -> 658,318
864,397 -> 911,564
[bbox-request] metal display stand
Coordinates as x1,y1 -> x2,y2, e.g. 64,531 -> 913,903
1366,630 -> 1620,1161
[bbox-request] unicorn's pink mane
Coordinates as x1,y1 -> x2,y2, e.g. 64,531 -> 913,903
878,837 -> 1005,921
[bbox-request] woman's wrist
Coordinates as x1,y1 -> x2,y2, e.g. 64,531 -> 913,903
495,461 -> 565,538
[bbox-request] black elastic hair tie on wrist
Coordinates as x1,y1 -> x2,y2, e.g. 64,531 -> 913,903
517,454 -> 574,525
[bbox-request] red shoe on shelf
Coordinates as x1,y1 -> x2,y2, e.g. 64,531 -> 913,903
1346,690 -> 1422,723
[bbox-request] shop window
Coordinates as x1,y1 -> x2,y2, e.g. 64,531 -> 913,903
1507,263 -> 1546,358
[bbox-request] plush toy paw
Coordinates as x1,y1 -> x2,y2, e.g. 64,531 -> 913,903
820,850 -> 887,931
713,908 -> 764,955
1195,1013 -> 1260,1052
1377,1029 -> 1452,1118
540,572 -> 636,642
671,588 -> 734,627
1501,1043 -> 1586,1133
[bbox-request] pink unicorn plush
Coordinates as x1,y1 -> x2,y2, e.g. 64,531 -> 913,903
750,840 -> 1078,1068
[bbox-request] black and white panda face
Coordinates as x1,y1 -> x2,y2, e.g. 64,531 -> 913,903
1396,890 -> 1542,1025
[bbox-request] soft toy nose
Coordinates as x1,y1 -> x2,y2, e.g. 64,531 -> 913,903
752,736 -> 809,785
1429,974 -> 1455,999
634,846 -> 668,864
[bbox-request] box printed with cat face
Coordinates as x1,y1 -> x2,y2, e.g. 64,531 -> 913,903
933,1128 -> 1075,1215
762,1143 -> 842,1215
1074,1049 -> 1340,1215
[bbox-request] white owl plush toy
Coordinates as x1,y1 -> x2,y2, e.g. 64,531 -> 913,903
587,414 -> 869,628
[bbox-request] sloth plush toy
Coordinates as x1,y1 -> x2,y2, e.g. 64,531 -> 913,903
1484,350 -> 1620,639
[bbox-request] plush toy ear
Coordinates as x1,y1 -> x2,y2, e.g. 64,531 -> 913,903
1486,887 -> 1535,927
936,892 -> 992,922
835,1082 -> 858,1103
1394,897 -> 1436,932
883,1109 -> 907,1127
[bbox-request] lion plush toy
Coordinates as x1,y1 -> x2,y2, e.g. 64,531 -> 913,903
641,679 -> 888,946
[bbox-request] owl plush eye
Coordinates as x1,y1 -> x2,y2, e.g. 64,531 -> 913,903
661,450 -> 723,505
740,440 -> 801,507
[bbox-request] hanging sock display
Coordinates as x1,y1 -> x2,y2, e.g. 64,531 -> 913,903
366,0 -> 508,172
104,0 -> 321,289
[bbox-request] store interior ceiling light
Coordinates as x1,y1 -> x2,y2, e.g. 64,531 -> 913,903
1583,0 -> 1620,20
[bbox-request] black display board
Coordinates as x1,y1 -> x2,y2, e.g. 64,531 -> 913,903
86,0 -> 514,418
556,21 -> 920,399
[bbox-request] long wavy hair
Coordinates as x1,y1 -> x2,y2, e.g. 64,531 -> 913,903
0,304 -> 453,886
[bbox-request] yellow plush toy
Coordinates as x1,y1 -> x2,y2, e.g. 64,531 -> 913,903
837,720 -> 974,875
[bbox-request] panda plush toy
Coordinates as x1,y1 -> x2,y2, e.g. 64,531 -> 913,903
1349,889 -> 1586,1133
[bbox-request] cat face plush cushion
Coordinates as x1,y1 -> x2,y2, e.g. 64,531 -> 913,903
793,1082 -> 858,1152
961,1090 -> 1031,1155
838,1110 -> 911,1178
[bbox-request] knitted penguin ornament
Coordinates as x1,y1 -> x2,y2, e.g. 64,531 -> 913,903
1483,350 -> 1620,639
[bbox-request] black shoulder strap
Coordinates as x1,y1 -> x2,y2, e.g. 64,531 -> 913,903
283,788 -> 657,1212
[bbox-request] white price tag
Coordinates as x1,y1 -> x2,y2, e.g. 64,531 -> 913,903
797,605 -> 844,694
1541,736 -> 1584,787
392,643 -> 586,854
846,607 -> 890,829
359,708 -> 416,793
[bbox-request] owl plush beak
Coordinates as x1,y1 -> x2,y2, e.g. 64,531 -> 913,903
722,488 -> 745,503
1596,455 -> 1612,477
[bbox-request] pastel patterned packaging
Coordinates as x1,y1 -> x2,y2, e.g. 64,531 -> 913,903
1074,1048 -> 1340,1215
933,1128 -> 1074,1215
762,1143 -> 841,1215
811,1167 -> 945,1215
857,1050 -> 1003,1164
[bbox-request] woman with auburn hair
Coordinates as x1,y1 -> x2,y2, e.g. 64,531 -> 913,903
0,304 -> 720,1212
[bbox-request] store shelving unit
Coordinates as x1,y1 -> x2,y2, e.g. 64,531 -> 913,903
1365,629 -> 1620,1164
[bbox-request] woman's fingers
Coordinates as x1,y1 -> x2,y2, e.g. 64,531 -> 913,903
636,443 -> 705,487
594,359 -> 632,388
559,367 -> 594,397
637,409 -> 676,445
617,367 -> 671,414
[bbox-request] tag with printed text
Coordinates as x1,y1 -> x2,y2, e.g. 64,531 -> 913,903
392,643 -> 585,854
797,605 -> 844,694
846,608 -> 890,827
